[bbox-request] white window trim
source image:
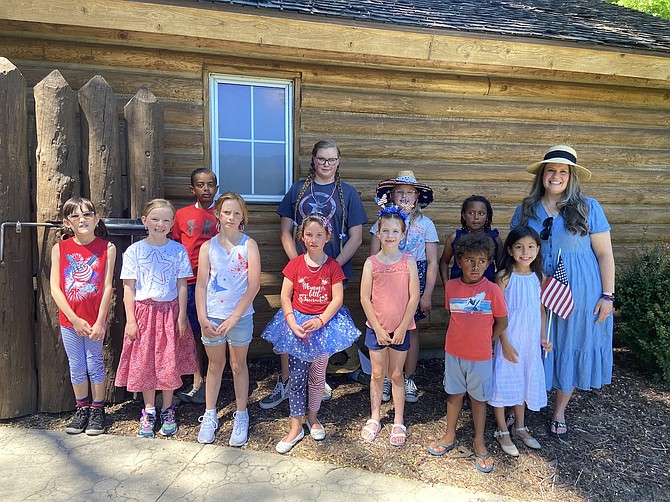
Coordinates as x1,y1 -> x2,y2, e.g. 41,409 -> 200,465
209,74 -> 293,202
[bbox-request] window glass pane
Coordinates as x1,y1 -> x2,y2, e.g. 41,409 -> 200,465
219,140 -> 251,194
253,87 -> 285,141
254,143 -> 286,195
218,84 -> 251,140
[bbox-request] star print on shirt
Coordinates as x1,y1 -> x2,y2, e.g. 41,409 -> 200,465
138,248 -> 173,285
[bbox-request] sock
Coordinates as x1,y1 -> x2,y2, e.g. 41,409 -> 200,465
75,396 -> 89,408
205,408 -> 217,416
91,400 -> 104,409
145,406 -> 156,417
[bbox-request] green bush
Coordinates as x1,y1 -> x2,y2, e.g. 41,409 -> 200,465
615,244 -> 670,382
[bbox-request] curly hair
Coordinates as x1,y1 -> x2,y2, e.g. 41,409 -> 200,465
454,232 -> 495,262
460,195 -> 494,232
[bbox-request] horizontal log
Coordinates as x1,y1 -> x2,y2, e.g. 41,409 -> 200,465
301,87 -> 670,127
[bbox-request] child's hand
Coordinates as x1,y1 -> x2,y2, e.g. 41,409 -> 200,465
90,322 -> 106,341
375,329 -> 392,346
72,318 -> 93,338
200,319 -> 218,339
177,315 -> 189,339
124,321 -> 139,341
289,320 -> 307,339
390,328 -> 407,345
419,296 -> 432,313
502,341 -> 519,363
215,316 -> 239,337
541,338 -> 553,353
301,316 -> 323,333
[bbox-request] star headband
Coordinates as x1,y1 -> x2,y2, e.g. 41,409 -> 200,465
376,204 -> 409,222
304,213 -> 333,235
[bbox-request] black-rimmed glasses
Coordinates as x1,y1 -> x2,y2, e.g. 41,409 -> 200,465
540,217 -> 553,240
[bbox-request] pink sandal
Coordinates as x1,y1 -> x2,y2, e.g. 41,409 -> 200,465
361,419 -> 381,443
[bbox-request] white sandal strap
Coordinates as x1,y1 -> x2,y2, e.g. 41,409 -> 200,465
493,430 -> 510,437
515,427 -> 530,433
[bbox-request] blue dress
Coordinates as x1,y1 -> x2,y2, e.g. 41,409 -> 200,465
511,197 -> 613,392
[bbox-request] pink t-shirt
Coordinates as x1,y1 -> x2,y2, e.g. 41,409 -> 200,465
283,255 -> 345,315
444,277 -> 507,361
365,254 -> 416,333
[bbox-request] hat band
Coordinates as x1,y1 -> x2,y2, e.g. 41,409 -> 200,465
544,150 -> 577,164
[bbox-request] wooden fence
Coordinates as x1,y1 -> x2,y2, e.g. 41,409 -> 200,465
0,57 -> 163,418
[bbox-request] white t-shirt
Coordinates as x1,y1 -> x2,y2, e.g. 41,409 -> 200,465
120,239 -> 192,301
370,213 -> 438,261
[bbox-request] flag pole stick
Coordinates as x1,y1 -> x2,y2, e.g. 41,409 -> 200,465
544,248 -> 562,360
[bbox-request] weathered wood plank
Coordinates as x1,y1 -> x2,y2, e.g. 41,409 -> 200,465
0,58 -> 37,418
33,69 -> 80,413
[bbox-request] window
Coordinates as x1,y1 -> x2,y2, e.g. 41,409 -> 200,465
209,74 -> 293,202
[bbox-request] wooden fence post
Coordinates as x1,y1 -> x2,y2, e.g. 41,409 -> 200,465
124,87 -> 164,217
0,58 -> 37,418
33,70 -> 80,412
79,75 -> 125,402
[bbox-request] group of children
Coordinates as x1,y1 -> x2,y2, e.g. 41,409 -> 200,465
51,145 -> 553,472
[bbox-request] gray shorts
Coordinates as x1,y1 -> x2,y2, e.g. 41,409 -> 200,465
201,314 -> 253,347
443,352 -> 493,402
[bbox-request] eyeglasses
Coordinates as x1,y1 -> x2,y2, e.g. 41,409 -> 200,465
393,190 -> 418,197
67,211 -> 96,221
315,157 -> 339,166
540,217 -> 553,240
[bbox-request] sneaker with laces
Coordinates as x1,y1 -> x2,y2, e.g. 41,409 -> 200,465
137,410 -> 156,438
160,405 -> 178,437
177,383 -> 205,404
322,382 -> 333,401
197,411 -> 219,444
381,378 -> 392,403
65,405 -> 89,434
85,407 -> 106,436
405,376 -> 419,403
229,409 -> 249,447
259,375 -> 289,410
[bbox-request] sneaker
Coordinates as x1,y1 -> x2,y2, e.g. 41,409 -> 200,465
197,411 -> 219,444
137,410 -> 156,438
65,405 -> 89,434
159,405 -> 178,437
381,378 -> 392,403
85,407 -> 106,436
178,383 -> 205,404
259,375 -> 289,410
322,382 -> 333,401
229,410 -> 249,447
405,376 -> 419,403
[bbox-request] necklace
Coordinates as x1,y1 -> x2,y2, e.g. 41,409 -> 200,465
309,181 -> 337,214
542,199 -> 559,217
305,254 -> 327,274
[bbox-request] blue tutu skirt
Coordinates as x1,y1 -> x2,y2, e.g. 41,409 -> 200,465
261,307 -> 361,362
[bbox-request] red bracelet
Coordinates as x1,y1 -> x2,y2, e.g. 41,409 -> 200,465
317,316 -> 324,327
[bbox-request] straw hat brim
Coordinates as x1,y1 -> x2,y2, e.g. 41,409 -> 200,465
526,159 -> 592,182
376,179 -> 434,208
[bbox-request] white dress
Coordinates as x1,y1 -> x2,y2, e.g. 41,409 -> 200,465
489,272 -> 547,411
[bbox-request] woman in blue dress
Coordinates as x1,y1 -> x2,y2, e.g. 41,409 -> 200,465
511,145 -> 615,441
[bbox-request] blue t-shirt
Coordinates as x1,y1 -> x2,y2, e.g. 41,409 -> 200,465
277,179 -> 367,279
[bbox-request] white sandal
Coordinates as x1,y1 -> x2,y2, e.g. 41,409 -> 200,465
493,430 -> 519,457
512,426 -> 541,449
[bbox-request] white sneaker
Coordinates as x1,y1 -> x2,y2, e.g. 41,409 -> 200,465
381,378 -> 392,402
197,410 -> 219,444
229,409 -> 249,447
322,382 -> 333,401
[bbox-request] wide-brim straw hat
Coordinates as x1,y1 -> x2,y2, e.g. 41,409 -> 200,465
526,145 -> 592,182
376,170 -> 434,208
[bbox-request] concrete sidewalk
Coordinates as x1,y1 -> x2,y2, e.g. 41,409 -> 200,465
0,427 -> 509,501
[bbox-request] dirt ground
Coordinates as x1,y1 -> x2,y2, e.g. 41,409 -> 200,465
3,348 -> 668,502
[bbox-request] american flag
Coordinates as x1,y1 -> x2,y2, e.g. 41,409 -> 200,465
541,255 -> 574,319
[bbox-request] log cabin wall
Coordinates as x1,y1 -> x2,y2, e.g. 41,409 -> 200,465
1,0 -> 669,355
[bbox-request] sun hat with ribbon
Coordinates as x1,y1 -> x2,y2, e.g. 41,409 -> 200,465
376,170 -> 434,208
526,145 -> 592,182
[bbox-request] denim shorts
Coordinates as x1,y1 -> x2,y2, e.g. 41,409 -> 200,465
201,314 -> 253,347
364,326 -> 410,352
443,352 -> 492,402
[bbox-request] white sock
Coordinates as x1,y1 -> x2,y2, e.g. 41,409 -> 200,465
145,406 -> 156,416
205,408 -> 217,416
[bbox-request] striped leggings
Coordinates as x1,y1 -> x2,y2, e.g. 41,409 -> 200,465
287,354 -> 328,417
60,326 -> 106,385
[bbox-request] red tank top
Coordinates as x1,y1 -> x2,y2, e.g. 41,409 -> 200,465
58,237 -> 109,327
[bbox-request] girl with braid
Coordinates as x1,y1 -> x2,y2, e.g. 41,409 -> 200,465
259,139 -> 368,410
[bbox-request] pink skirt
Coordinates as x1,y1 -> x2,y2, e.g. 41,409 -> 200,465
115,298 -> 199,392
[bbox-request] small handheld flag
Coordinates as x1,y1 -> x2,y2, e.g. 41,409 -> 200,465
541,255 -> 574,320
